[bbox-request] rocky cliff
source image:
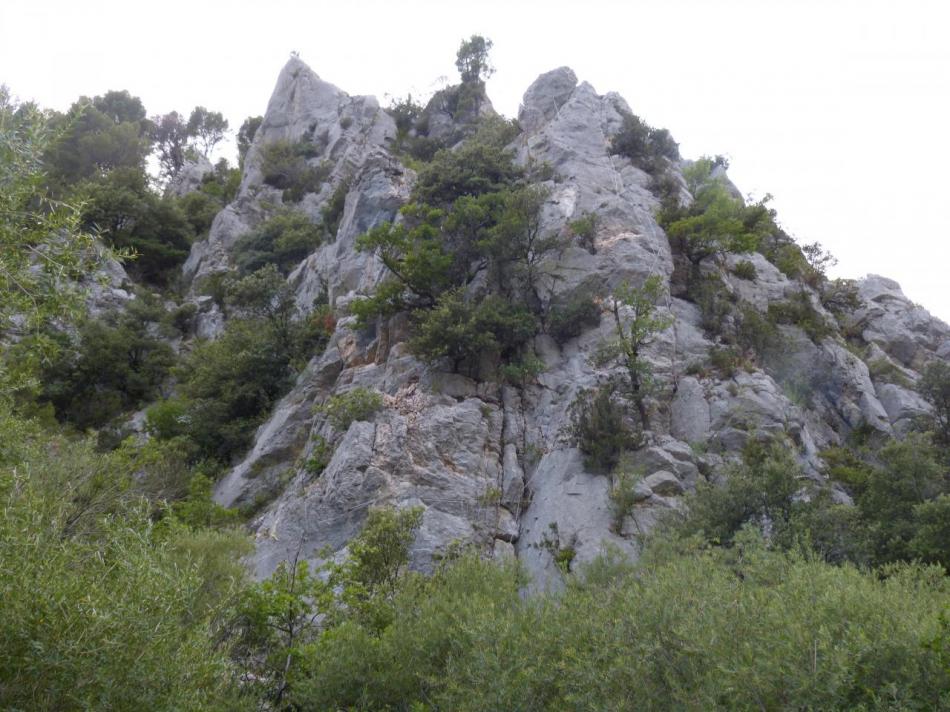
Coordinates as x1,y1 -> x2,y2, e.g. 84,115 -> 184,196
182,58 -> 949,587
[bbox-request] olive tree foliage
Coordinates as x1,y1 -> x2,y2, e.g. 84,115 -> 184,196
0,87 -> 108,397
455,34 -> 494,83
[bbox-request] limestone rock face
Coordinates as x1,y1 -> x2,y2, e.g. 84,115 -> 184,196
192,59 -> 950,587
164,153 -> 214,198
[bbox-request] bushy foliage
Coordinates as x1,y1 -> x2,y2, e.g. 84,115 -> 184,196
43,92 -> 151,191
410,290 -> 538,372
547,287 -> 601,343
232,209 -> 322,274
455,35 -> 494,83
259,138 -> 329,202
317,387 -> 384,431
731,259 -> 757,280
0,89 -> 106,396
231,506 -> 422,706
568,211 -> 599,253
660,156 -> 777,267
919,360 -> 950,448
237,115 -> 262,168
78,166 -> 194,283
0,407 -> 249,710
611,111 -> 680,174
412,118 -> 521,206
572,387 -> 639,473
599,275 -> 672,426
39,298 -> 175,430
767,291 -> 833,342
279,534 -> 950,711
608,462 -> 643,534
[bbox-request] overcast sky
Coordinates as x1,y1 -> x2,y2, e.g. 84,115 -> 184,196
3,0 -> 948,321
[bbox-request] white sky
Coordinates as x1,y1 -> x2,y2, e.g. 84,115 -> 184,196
3,0 -> 948,321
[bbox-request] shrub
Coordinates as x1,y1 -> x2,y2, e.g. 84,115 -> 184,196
233,210 -> 322,275
572,387 -> 638,473
170,320 -> 298,462
611,112 -> 679,174
659,157 -> 776,267
409,291 -> 538,373
318,387 -> 384,431
259,139 -> 330,202
304,435 -> 333,475
547,289 -> 601,343
569,212 -> 598,253
40,310 -> 175,431
767,292 -> 832,342
320,178 -> 351,240
608,465 -> 643,534
918,360 -> 950,447
867,357 -> 912,387
732,259 -> 757,280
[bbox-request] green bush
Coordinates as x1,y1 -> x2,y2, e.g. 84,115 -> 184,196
40,307 -> 175,430
608,464 -> 643,534
918,360 -> 950,447
320,178 -> 351,240
0,409 -> 249,710
171,321 -> 297,462
232,210 -> 322,274
304,435 -> 334,475
547,289 -> 601,343
572,387 -> 638,473
611,112 -> 679,174
284,533 -> 950,711
317,387 -> 384,431
409,290 -> 538,373
259,139 -> 330,202
732,259 -> 757,280
767,292 -> 833,342
568,212 -> 598,253
659,157 -> 776,267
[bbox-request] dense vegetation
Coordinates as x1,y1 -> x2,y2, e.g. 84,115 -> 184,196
2,36 -> 950,711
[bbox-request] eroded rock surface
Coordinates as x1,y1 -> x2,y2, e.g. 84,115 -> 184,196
182,59 -> 950,587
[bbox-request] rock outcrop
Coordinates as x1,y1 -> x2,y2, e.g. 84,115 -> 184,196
177,58 -> 948,589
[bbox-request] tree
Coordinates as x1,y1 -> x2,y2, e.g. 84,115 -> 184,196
92,89 -> 147,125
77,167 -> 194,283
0,87 -> 104,397
150,110 -> 190,178
187,106 -> 229,157
599,275 -> 672,428
237,115 -> 262,168
659,156 -> 776,268
455,35 -> 495,83
918,360 -> 950,448
231,507 -> 422,707
44,96 -> 151,190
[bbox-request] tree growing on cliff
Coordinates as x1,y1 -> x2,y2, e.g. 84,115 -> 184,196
455,35 -> 494,83
597,275 -> 672,429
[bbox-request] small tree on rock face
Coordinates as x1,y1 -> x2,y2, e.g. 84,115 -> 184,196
598,275 -> 672,429
456,35 -> 494,83
237,115 -> 262,168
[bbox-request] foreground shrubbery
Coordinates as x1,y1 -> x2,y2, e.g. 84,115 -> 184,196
0,408 -> 249,711
275,537 -> 950,711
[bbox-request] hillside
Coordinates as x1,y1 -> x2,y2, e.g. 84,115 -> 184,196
2,45 -> 949,710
